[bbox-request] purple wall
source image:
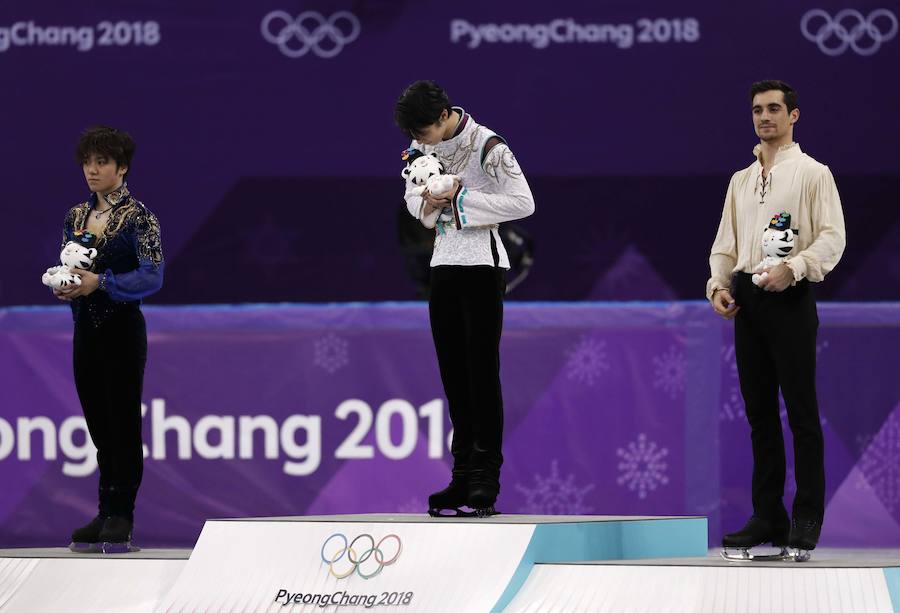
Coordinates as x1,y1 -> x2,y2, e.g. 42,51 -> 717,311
3,1 -> 898,305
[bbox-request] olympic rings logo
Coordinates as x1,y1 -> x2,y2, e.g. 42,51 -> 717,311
800,9 -> 897,56
320,533 -> 402,580
260,10 -> 361,59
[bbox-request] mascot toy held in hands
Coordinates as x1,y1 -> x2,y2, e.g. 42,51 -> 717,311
752,211 -> 799,286
42,231 -> 98,290
401,148 -> 458,233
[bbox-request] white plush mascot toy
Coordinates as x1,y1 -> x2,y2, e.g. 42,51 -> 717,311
42,232 -> 98,290
752,211 -> 799,286
401,148 -> 458,232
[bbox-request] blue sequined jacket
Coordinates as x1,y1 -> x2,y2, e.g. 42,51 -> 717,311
63,184 -> 164,325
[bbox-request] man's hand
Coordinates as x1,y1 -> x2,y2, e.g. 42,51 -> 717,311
62,269 -> 101,299
422,178 -> 460,210
430,177 -> 460,202
421,188 -> 447,213
711,288 -> 739,319
757,263 -> 793,292
52,287 -> 75,302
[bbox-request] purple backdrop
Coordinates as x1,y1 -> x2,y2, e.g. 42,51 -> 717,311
1,302 -> 898,549
3,1 -> 899,305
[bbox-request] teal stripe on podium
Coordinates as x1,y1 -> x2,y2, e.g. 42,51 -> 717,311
884,568 -> 900,612
490,517 -> 707,613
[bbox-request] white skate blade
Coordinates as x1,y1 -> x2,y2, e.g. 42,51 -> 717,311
100,541 -> 140,554
428,507 -> 475,518
427,506 -> 501,518
68,541 -> 101,554
721,546 -> 789,562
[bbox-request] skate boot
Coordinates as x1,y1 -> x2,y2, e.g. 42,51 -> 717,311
468,452 -> 500,517
467,483 -> 499,518
428,479 -> 471,517
787,516 -> 820,562
429,449 -> 475,517
98,516 -> 139,554
69,514 -> 107,553
721,515 -> 789,561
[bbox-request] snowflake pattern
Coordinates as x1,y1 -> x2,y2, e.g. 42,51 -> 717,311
564,337 -> 610,386
652,345 -> 686,399
515,460 -> 595,515
617,433 -> 669,499
857,408 -> 900,512
313,333 -> 349,374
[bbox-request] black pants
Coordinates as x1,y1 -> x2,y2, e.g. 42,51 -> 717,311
733,272 -> 824,523
73,308 -> 147,520
429,265 -> 506,486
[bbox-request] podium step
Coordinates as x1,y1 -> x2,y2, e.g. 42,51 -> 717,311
504,551 -> 900,612
0,548 -> 188,613
154,513 -> 707,612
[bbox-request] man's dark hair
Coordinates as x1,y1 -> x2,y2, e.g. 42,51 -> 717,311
750,80 -> 798,113
394,80 -> 453,139
75,125 -> 136,178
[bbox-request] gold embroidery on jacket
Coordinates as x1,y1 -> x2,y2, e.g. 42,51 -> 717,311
66,190 -> 163,266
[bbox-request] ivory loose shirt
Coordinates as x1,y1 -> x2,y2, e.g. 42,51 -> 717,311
707,143 -> 846,300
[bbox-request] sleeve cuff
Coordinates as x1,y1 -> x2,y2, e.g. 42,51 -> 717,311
706,278 -> 728,302
450,185 -> 468,229
785,257 -> 807,282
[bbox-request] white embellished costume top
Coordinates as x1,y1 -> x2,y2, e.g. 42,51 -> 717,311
404,107 -> 535,268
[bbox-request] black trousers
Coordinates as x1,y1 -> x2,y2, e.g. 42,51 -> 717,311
73,308 -> 147,520
429,265 -> 506,485
733,272 -> 824,523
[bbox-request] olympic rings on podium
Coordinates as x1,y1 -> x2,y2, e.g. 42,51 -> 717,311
321,532 -> 402,579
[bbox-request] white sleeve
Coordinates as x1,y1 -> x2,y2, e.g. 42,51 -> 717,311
706,173 -> 739,300
448,143 -> 535,228
785,165 -> 846,282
